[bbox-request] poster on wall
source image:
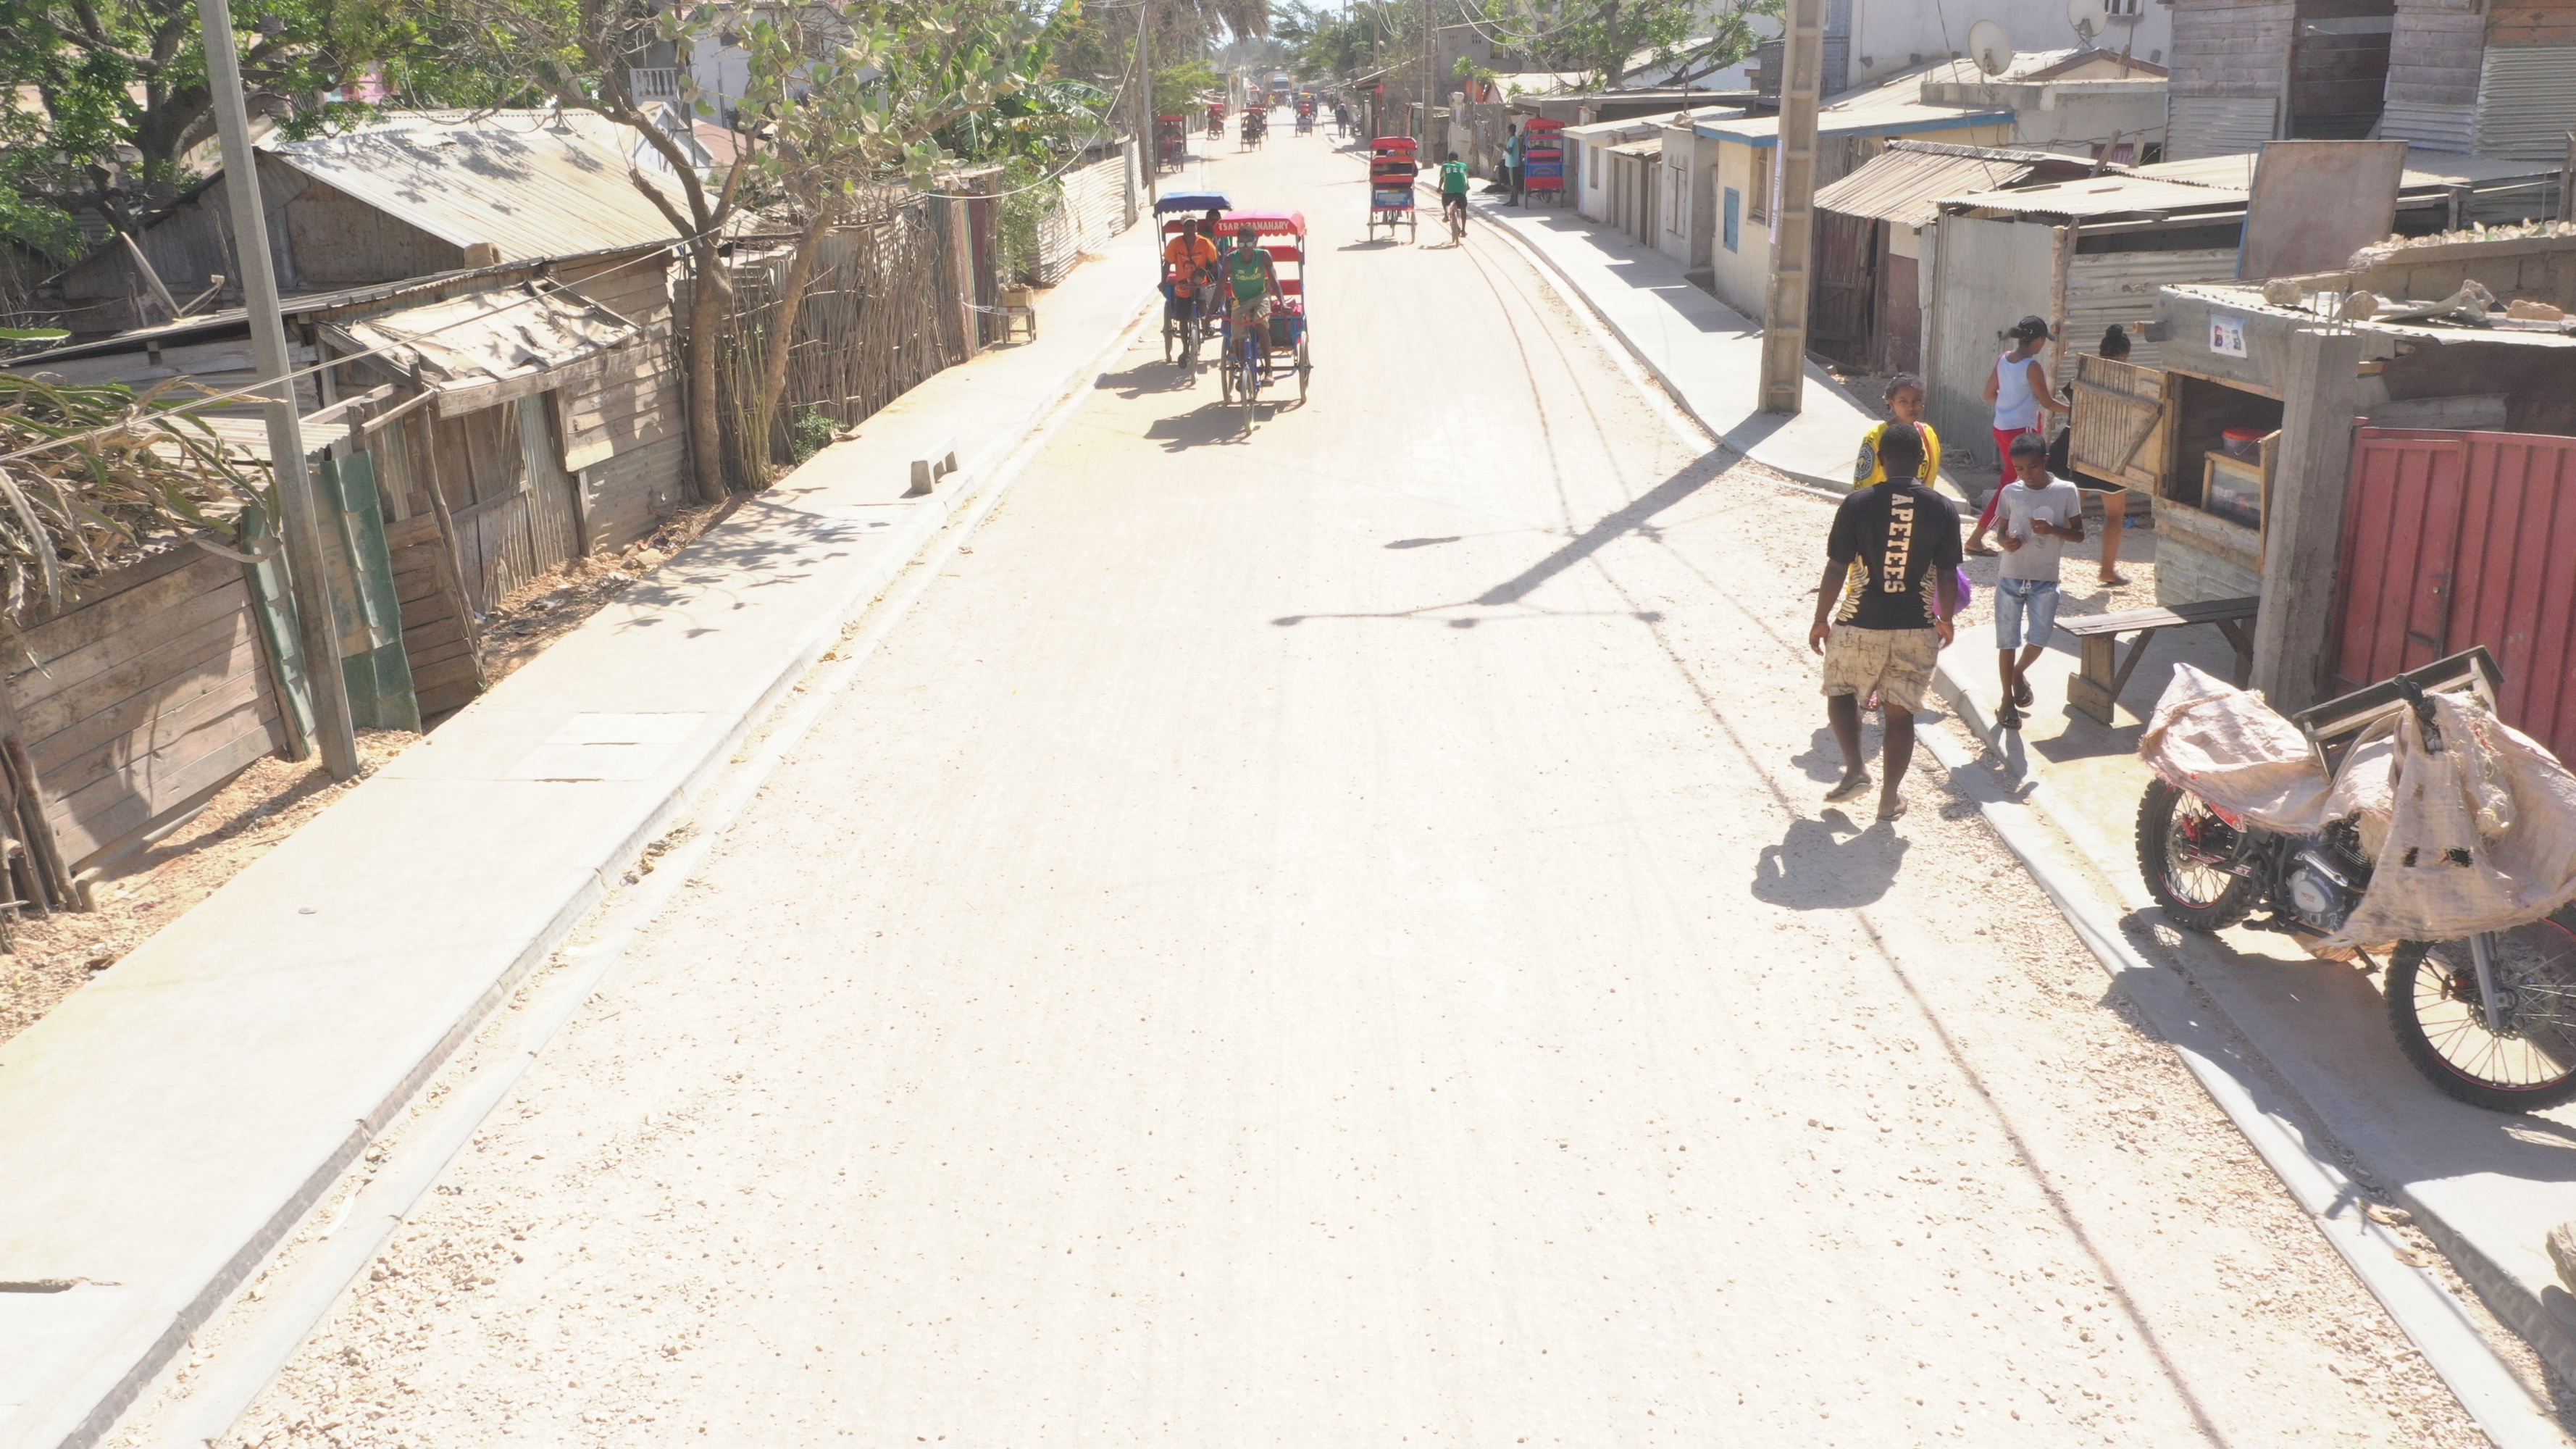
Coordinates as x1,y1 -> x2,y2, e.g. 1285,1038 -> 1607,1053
2209,314 -> 2248,358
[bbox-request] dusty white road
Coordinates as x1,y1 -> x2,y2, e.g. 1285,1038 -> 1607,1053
195,138 -> 2487,1447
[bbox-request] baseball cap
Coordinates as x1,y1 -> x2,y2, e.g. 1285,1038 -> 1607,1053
2010,315 -> 2052,341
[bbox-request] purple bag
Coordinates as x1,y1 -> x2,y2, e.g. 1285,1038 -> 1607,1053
1953,565 -> 1975,613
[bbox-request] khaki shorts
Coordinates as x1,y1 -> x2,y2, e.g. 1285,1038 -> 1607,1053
1820,624 -> 1940,714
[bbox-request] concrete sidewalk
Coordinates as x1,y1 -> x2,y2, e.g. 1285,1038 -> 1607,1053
0,231 -> 1155,1449
1469,199 -> 1884,493
1933,617 -> 2576,1392
1481,190 -> 2576,1398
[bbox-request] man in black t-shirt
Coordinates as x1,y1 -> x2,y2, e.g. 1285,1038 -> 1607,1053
1807,423 -> 1960,823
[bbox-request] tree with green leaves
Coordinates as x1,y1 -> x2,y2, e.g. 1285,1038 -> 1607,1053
724,0 -> 1057,483
1479,0 -> 1778,90
441,0 -> 1062,496
1273,0 -> 1408,84
0,0 -> 533,256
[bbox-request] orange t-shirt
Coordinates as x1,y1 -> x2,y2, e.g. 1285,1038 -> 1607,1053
1164,234 -> 1219,295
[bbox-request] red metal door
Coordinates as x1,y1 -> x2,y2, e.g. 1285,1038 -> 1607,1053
2336,427 -> 2576,761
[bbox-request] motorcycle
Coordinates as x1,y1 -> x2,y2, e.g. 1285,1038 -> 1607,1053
2137,648 -> 2576,1111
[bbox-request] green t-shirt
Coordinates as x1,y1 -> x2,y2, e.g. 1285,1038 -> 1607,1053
1439,159 -> 1470,196
1226,244 -> 1271,301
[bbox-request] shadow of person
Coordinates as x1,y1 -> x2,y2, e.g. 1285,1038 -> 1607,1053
1096,361 -> 1200,401
1791,726 -> 1850,785
1751,813 -> 1909,910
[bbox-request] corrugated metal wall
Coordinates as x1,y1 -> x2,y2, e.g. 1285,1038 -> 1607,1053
2476,46 -> 2576,161
2378,101 -> 2477,151
2165,96 -> 2281,159
2335,428 -> 2576,764
2059,248 -> 2243,385
556,255 -> 688,551
1922,214 -> 2059,471
1037,151 -> 1137,286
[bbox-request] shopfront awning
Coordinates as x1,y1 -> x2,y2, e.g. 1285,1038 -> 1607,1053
333,283 -> 640,417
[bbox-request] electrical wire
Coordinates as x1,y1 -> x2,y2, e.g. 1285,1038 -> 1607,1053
4,73 -> 1145,468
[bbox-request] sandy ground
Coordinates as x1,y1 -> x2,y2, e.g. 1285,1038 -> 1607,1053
0,728 -> 417,1048
154,139 -> 2493,1447
0,504 -> 731,1048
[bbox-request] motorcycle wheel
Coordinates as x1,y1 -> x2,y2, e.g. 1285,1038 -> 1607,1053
2135,778 -> 2259,932
2386,919 -> 2576,1111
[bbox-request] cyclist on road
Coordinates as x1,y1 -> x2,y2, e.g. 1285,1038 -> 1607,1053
1222,233 -> 1278,333
1438,151 -> 1471,235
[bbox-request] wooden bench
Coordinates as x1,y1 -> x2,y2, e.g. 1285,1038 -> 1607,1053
2059,595 -> 2259,725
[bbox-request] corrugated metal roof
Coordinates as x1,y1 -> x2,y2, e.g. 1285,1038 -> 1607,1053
1814,147 -> 2038,227
1693,64 -> 2010,146
265,126 -> 687,262
338,283 -> 640,417
1944,174 -> 2248,218
1609,139 -> 1663,158
2135,146 -> 2557,192
1564,109 -> 1691,141
1911,49 -> 2083,88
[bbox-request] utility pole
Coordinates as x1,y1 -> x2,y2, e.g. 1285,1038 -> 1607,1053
1758,0 -> 1824,415
195,0 -> 360,780
1420,0 -> 1434,143
1132,0 -> 1155,209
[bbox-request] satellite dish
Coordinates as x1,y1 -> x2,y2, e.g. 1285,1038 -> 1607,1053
1968,19 -> 2016,77
2067,0 -> 2107,45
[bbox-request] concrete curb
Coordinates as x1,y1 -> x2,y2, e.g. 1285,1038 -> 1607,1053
1471,183 -> 2569,1439
17,282 -> 1160,1449
131,296 -> 1143,1449
1925,655 -> 2576,1401
1909,671 -> 2568,1448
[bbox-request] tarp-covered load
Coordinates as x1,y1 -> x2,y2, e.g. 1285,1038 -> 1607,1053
2142,664 -> 2576,948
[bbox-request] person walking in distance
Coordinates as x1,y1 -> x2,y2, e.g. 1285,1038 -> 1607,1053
1991,431 -> 2084,730
1966,316 -> 2069,555
1502,122 -> 1526,206
1810,423 -> 1961,822
2046,324 -> 2136,586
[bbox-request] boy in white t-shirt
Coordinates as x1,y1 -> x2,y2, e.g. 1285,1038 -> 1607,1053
1994,431 -> 2084,730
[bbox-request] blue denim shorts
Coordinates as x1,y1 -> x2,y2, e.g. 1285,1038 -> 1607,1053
1994,576 -> 2061,650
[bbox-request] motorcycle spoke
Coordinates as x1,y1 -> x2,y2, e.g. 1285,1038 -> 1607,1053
2412,927 -> 2576,1088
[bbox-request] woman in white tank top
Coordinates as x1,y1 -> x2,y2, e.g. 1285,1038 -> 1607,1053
1966,316 -> 2071,554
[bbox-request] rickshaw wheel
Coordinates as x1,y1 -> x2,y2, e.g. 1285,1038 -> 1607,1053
1296,337 -> 1310,401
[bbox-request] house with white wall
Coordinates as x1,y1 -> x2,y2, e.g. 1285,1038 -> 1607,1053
1655,47 -> 2171,321
1660,75 -> 2015,317
1838,0 -> 2175,89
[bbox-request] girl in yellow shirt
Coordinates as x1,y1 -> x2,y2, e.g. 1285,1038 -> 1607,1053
1852,375 -> 1940,487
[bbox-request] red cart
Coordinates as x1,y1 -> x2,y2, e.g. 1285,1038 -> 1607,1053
1368,136 -> 1418,243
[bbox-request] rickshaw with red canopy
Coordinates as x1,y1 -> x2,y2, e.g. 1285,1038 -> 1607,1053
1155,114 -> 1188,172
1368,137 -> 1418,242
1210,209 -> 1310,425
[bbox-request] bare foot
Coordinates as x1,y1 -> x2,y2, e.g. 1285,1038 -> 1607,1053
2100,571 -> 2133,587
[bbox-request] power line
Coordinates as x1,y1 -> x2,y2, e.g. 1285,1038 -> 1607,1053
7,78 -> 1144,468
